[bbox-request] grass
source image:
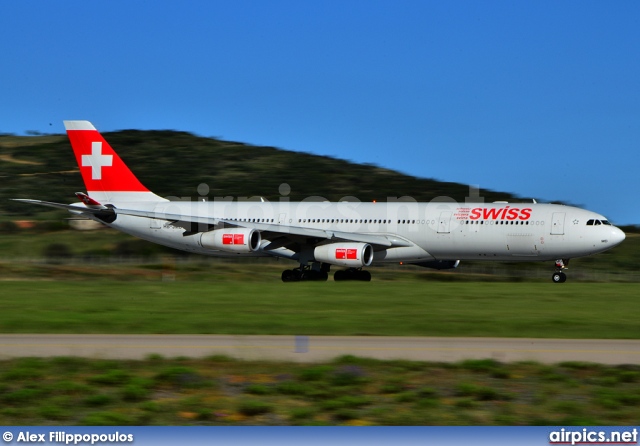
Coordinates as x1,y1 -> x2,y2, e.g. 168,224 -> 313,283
0,355 -> 639,425
0,280 -> 638,338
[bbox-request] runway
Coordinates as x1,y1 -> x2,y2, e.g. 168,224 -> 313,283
1,334 -> 640,364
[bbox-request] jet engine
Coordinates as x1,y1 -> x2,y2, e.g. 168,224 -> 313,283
314,243 -> 374,267
200,228 -> 261,253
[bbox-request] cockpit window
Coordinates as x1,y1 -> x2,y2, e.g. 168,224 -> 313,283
587,219 -> 611,226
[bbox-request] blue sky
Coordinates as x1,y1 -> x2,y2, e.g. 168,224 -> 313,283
2,1 -> 639,224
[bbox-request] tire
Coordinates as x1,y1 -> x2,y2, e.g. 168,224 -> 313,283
282,269 -> 295,282
552,272 -> 567,283
334,270 -> 345,281
357,270 -> 371,281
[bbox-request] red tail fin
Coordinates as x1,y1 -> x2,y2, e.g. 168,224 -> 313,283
64,121 -> 165,203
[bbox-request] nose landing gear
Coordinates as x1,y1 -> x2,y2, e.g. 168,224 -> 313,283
552,259 -> 569,283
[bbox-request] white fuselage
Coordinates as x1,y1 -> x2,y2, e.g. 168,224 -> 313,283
103,200 -> 625,264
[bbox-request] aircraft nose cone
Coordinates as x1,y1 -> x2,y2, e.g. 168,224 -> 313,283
611,227 -> 626,247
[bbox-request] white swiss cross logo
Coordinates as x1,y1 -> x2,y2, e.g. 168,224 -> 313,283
82,141 -> 113,180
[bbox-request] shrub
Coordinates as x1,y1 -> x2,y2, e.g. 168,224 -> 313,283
289,407 -> 316,421
88,369 -> 130,386
121,384 -> 151,402
81,411 -> 134,426
84,394 -> 113,407
395,392 -> 417,403
3,388 -> 44,404
417,387 -> 437,398
321,395 -> 371,411
245,384 -> 272,395
275,381 -> 309,396
49,381 -> 93,395
43,243 -> 73,260
0,221 -> 19,234
330,365 -> 368,386
238,400 -> 273,416
334,408 -> 358,421
299,366 -> 332,381
455,382 -> 512,401
38,405 -> 70,420
380,382 -> 404,394
155,366 -> 206,388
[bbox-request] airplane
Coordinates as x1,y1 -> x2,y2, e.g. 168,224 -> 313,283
13,120 -> 625,283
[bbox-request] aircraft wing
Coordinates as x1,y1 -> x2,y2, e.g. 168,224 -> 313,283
111,207 -> 412,248
222,220 -> 413,248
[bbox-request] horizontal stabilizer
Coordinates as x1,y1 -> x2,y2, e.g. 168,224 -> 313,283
10,199 -> 114,217
75,192 -> 108,209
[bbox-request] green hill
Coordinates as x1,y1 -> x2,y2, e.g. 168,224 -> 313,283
1,130 -> 527,219
1,130 -> 637,279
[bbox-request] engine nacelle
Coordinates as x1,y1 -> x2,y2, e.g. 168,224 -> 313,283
200,228 -> 261,253
314,243 -> 373,268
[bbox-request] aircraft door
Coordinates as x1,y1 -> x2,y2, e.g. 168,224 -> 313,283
278,213 -> 287,225
437,211 -> 452,234
551,212 -> 565,235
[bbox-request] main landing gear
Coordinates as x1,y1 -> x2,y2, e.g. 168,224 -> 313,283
281,265 -> 371,282
552,259 -> 569,283
334,268 -> 371,282
281,267 -> 328,282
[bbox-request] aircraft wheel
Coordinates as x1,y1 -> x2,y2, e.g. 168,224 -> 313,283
334,270 -> 345,281
301,270 -> 318,281
552,272 -> 567,283
357,270 -> 371,281
282,269 -> 296,282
